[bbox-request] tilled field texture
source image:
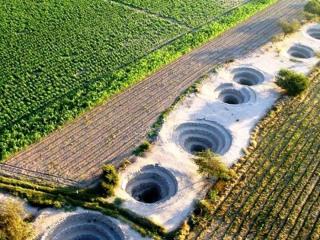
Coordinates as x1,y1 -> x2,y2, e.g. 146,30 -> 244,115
187,70 -> 320,240
2,0 -> 307,185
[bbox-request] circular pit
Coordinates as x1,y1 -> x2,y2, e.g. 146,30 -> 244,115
232,67 -> 264,86
125,165 -> 178,204
42,212 -> 125,240
174,120 -> 232,155
218,86 -> 256,105
288,44 -> 315,59
307,26 -> 320,40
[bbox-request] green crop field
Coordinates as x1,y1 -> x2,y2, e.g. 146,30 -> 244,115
0,0 -> 276,161
117,0 -> 243,27
187,69 -> 320,240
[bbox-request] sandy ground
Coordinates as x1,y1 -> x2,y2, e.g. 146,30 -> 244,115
115,23 -> 320,232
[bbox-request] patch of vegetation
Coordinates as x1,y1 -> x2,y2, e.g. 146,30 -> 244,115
193,150 -> 236,181
276,69 -> 309,96
0,200 -> 34,240
120,0 -> 244,27
304,0 -> 320,16
99,164 -> 119,197
279,20 -> 301,35
132,141 -> 151,156
0,0 -> 278,163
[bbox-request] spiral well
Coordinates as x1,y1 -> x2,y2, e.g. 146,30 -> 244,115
288,44 -> 315,59
42,212 -> 125,240
125,165 -> 178,204
218,85 -> 256,105
174,120 -> 232,155
232,67 -> 264,86
307,26 -> 320,40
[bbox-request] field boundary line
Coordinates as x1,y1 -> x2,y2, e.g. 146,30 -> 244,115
107,0 -> 193,29
0,163 -> 78,187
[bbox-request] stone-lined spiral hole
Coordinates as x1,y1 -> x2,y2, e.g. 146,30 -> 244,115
125,165 -> 178,204
218,86 -> 256,105
307,26 -> 320,40
42,212 -> 125,240
174,120 -> 232,155
232,67 -> 264,86
288,44 -> 315,59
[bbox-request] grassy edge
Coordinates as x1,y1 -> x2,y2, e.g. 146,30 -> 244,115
1,0 -> 279,161
0,175 -> 164,238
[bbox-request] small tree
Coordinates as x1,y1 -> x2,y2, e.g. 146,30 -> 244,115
279,20 -> 301,35
304,0 -> 320,16
193,150 -> 236,181
0,200 -> 34,240
276,69 -> 309,96
100,164 -> 119,197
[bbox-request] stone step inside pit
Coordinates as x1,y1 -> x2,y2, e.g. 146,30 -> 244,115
173,120 -> 232,156
216,83 -> 257,105
232,66 -> 265,86
125,165 -> 178,204
288,43 -> 315,59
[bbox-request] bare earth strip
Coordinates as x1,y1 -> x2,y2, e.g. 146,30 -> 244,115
2,0 -> 307,185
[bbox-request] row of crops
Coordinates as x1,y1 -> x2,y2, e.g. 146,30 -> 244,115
117,0 -> 245,28
0,0 -> 277,161
187,70 -> 320,239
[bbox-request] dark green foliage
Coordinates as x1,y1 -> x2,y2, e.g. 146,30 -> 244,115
122,0 -> 244,27
276,69 -> 309,96
304,0 -> 320,15
100,164 -> 119,197
193,150 -> 236,180
133,141 -> 151,156
0,0 -> 277,163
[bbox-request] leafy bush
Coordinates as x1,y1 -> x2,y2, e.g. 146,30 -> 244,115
100,164 -> 119,197
304,0 -> 320,15
133,141 -> 151,156
279,20 -> 301,35
193,150 -> 236,180
0,200 -> 34,240
175,221 -> 190,240
276,69 -> 309,96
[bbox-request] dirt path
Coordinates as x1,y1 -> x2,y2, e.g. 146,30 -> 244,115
3,0 -> 307,186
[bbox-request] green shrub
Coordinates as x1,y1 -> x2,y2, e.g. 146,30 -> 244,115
279,20 -> 301,35
276,69 -> 309,96
0,200 -> 34,240
193,150 -> 236,180
304,0 -> 320,15
100,164 -> 119,197
133,141 -> 151,156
